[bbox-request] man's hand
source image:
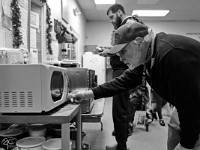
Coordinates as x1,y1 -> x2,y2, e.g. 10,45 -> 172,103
99,52 -> 114,57
68,91 -> 85,102
68,90 -> 94,103
174,143 -> 192,150
96,46 -> 114,57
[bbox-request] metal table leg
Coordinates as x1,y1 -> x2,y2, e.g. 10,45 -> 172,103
76,108 -> 82,150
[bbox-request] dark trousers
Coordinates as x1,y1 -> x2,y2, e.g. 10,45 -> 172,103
112,69 -> 133,149
156,97 -> 163,119
152,90 -> 164,120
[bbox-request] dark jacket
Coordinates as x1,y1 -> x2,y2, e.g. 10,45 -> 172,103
110,55 -> 128,70
92,32 -> 200,149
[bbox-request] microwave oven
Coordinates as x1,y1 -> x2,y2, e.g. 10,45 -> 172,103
0,64 -> 69,113
88,69 -> 97,89
65,68 -> 88,92
65,68 -> 95,113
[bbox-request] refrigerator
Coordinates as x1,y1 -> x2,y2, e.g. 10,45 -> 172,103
83,53 -> 106,85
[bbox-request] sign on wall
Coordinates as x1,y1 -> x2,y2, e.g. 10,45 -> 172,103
61,0 -> 69,24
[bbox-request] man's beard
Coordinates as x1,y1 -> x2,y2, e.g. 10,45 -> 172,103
114,16 -> 122,29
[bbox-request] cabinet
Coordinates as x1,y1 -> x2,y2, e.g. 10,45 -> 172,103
0,104 -> 82,150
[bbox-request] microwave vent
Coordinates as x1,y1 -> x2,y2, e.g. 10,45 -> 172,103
0,91 -> 33,108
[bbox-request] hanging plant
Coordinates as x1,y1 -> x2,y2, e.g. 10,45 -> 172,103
40,0 -> 47,3
40,0 -> 53,55
46,3 -> 53,54
11,0 -> 23,48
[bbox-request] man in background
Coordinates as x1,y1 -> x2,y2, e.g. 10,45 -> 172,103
98,4 -> 144,150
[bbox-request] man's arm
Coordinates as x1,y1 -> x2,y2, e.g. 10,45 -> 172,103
96,46 -> 114,57
92,65 -> 144,99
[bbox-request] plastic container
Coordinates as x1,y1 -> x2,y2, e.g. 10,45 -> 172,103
42,138 -> 71,150
0,128 -> 23,150
42,138 -> 61,150
16,137 -> 45,150
28,124 -> 46,137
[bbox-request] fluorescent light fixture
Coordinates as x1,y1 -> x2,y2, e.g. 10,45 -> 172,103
94,0 -> 116,4
132,10 -> 169,17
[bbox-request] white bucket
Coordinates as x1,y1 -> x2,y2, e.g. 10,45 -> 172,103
42,138 -> 65,150
16,137 -> 45,150
28,124 -> 46,137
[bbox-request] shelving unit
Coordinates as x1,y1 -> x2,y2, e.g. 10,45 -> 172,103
0,103 -> 82,150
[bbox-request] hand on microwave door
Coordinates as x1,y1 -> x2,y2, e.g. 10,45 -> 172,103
68,90 -> 94,102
